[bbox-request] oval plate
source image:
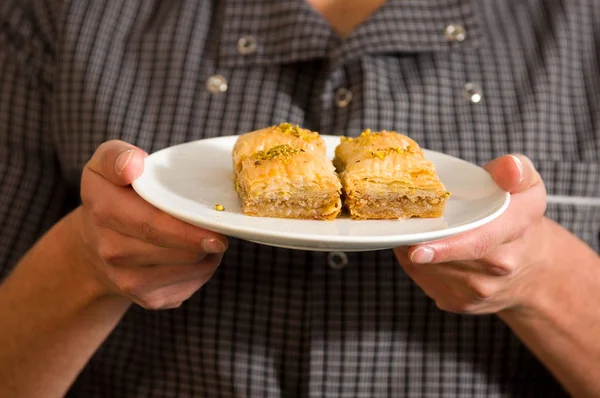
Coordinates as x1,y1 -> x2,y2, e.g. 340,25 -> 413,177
132,135 -> 510,251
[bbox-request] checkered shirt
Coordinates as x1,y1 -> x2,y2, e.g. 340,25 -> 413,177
1,0 -> 599,397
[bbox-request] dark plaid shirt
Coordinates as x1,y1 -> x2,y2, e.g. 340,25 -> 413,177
1,0 -> 599,397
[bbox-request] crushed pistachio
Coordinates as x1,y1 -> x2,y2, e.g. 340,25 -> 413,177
214,204 -> 225,211
274,123 -> 318,141
340,129 -> 379,143
368,146 -> 414,159
251,144 -> 301,162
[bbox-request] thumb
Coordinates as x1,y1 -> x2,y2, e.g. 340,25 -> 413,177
483,154 -> 542,194
85,140 -> 148,186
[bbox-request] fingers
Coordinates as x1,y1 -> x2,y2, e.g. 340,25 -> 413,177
400,260 -> 488,313
114,256 -> 222,310
395,246 -> 512,276
403,154 -> 547,265
85,140 -> 148,186
406,227 -> 503,265
400,261 -> 459,300
397,248 -> 521,314
112,253 -> 222,294
81,171 -> 227,253
133,276 -> 218,310
94,228 -> 212,267
78,140 -> 227,310
483,154 -> 543,194
403,191 -> 544,264
111,188 -> 227,252
394,153 -> 546,315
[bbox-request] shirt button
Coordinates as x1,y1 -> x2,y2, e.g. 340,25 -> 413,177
463,82 -> 482,103
327,251 -> 348,270
237,36 -> 257,55
445,24 -> 466,42
206,75 -> 228,93
334,88 -> 353,108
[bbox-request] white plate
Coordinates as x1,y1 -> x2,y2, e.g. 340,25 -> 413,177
132,135 -> 510,251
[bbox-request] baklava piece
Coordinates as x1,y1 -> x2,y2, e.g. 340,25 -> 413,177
234,128 -> 341,220
334,130 -> 450,220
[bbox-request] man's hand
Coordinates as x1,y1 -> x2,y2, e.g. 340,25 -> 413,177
394,154 -> 549,314
71,140 -> 228,309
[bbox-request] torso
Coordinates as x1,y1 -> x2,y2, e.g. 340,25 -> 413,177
25,0 -> 600,396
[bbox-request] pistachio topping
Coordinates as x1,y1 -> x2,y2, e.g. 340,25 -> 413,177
340,129 -> 380,143
251,144 -> 302,162
274,123 -> 318,141
368,146 -> 415,159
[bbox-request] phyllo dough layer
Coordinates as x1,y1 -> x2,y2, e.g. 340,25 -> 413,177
234,131 -> 342,220
334,130 -> 450,220
232,123 -> 326,174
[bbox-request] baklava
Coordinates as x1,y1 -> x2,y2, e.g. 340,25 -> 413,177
233,126 -> 342,220
334,130 -> 450,220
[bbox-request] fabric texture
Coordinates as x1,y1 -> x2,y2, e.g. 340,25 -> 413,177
1,0 -> 599,396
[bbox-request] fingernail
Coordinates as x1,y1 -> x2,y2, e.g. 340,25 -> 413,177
509,155 -> 524,183
115,149 -> 134,175
202,238 -> 226,254
410,247 -> 435,264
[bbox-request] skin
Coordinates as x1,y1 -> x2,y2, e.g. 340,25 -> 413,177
304,3 -> 600,394
76,142 -> 227,309
396,155 -> 546,316
306,0 -> 386,36
0,141 -> 228,397
1,142 -> 598,398
395,154 -> 600,397
1,2 -> 599,396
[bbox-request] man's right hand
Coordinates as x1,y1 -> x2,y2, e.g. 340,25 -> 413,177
70,140 -> 228,310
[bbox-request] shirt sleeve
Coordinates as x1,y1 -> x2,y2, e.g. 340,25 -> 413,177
0,0 -> 70,278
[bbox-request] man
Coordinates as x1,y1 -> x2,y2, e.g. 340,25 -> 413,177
1,0 -> 599,397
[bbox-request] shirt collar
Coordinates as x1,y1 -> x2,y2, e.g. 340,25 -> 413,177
216,0 -> 483,68
332,0 -> 483,65
217,0 -> 336,68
